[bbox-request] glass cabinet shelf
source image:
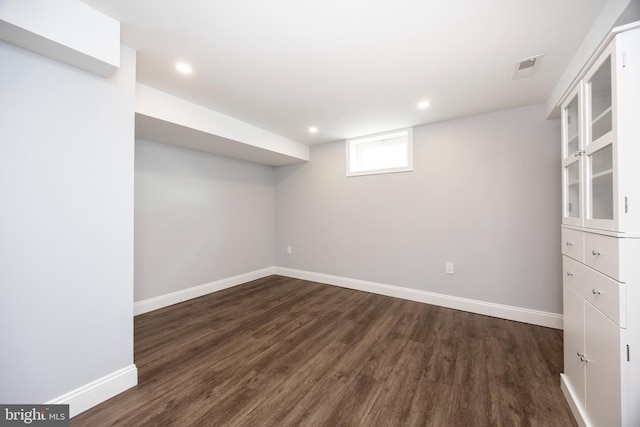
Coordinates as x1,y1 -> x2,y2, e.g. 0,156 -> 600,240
591,106 -> 613,142
592,105 -> 613,123
591,169 -> 613,180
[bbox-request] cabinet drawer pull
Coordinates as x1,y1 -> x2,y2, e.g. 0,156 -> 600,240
592,249 -> 601,256
565,241 -> 573,246
592,289 -> 601,295
566,272 -> 574,277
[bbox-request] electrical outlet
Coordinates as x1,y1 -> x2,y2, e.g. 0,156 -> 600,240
287,245 -> 292,255
446,262 -> 454,275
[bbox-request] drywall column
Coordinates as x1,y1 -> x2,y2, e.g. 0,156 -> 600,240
0,41 -> 137,415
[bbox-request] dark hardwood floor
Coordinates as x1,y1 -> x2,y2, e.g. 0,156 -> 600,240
71,275 -> 577,426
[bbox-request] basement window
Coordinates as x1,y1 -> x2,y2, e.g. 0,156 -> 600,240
346,128 -> 413,177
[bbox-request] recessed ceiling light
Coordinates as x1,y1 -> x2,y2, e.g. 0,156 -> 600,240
175,62 -> 193,74
417,100 -> 430,109
309,126 -> 318,133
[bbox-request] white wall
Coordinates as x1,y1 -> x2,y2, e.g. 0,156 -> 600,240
0,41 -> 136,404
0,35 -> 561,409
275,104 -> 562,314
134,139 -> 275,302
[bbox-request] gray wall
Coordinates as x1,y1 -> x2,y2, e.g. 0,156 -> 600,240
134,139 -> 275,302
0,42 -> 136,402
275,104 -> 562,313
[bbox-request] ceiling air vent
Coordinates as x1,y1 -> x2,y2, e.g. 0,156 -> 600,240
513,54 -> 543,79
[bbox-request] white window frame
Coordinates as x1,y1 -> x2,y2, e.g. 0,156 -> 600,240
346,128 -> 413,177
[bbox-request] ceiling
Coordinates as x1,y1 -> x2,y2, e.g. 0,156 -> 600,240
80,0 -> 608,146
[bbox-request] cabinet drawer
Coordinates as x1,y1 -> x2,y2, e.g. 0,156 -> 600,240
563,256 -> 626,328
584,233 -> 623,281
561,228 -> 584,262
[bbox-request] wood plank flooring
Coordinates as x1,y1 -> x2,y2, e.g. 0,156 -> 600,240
71,275 -> 577,426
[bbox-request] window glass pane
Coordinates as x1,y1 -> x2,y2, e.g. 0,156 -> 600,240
356,137 -> 408,171
347,129 -> 412,176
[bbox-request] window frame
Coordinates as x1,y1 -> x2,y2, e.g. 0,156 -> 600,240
346,127 -> 414,177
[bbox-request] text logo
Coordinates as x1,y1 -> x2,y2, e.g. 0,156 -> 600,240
1,405 -> 69,426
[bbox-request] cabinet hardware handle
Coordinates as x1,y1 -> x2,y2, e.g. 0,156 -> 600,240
565,241 -> 573,246
577,351 -> 583,357
592,289 -> 601,295
573,150 -> 585,157
566,272 -> 574,277
592,250 -> 601,256
580,355 -> 589,363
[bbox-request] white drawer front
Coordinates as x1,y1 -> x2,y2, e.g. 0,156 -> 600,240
561,228 -> 584,262
563,256 -> 626,328
584,233 -> 623,281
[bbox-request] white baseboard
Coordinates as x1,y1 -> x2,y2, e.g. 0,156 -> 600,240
47,364 -> 138,418
133,266 -> 563,328
134,267 -> 276,315
275,267 -> 563,329
561,374 -> 588,427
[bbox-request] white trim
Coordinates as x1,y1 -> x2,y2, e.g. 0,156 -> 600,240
134,267 -> 276,315
47,364 -> 138,418
275,267 -> 563,329
561,373 -> 589,427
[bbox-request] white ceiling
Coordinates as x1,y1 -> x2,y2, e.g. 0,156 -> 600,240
80,0 -> 608,146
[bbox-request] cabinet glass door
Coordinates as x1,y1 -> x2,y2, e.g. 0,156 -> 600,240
587,56 -> 612,146
588,145 -> 613,220
564,160 -> 581,220
584,49 -> 616,230
562,86 -> 583,226
563,93 -> 581,159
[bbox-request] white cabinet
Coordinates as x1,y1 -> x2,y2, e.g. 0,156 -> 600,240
563,284 -> 624,427
563,284 -> 586,408
562,227 -> 585,261
560,24 -> 640,427
564,256 -> 625,327
562,238 -> 637,427
561,26 -> 640,235
584,302 -> 624,427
